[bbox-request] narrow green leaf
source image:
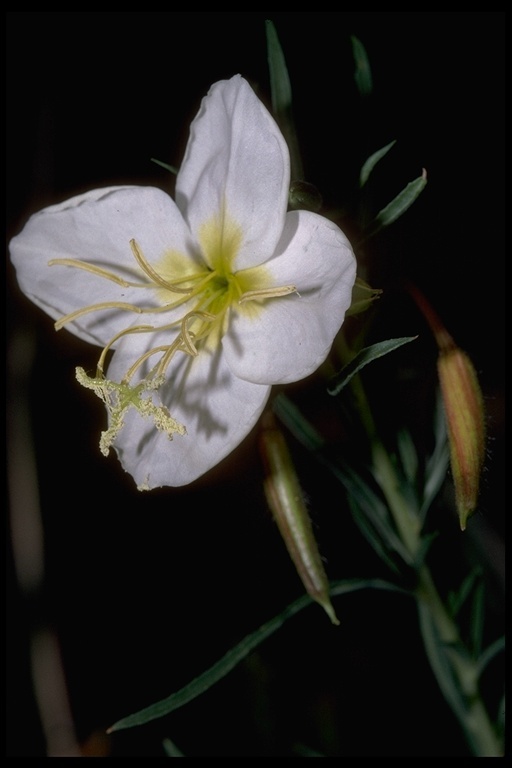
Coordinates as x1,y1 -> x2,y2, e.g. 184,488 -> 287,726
272,393 -> 325,452
351,35 -> 373,97
108,579 -> 405,733
359,140 -> 396,188
348,496 -> 402,573
162,738 -> 185,757
448,568 -> 482,617
421,390 -> 450,521
265,19 -> 304,182
150,158 -> 178,174
413,531 -> 438,570
343,469 -> 415,566
470,580 -> 485,659
363,170 -> 427,240
421,441 -> 450,522
417,601 -> 469,728
477,636 -> 505,679
396,428 -> 418,486
266,19 -> 292,116
327,336 -> 418,396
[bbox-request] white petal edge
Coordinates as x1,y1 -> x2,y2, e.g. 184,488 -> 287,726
107,335 -> 271,488
9,186 -> 196,348
223,210 -> 357,384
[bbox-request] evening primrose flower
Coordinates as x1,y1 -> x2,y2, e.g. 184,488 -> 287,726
9,75 -> 356,489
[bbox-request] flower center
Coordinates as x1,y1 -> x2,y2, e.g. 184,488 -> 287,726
48,213 -> 296,460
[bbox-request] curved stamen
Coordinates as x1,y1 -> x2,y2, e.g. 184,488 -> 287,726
239,285 -> 297,303
180,311 -> 217,356
48,258 -> 150,288
97,324 -> 156,374
123,344 -> 179,383
54,301 -> 145,331
130,239 -> 193,294
155,337 -> 191,379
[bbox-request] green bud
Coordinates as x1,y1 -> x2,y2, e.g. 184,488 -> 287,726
288,181 -> 323,212
346,277 -> 383,316
259,412 -> 339,624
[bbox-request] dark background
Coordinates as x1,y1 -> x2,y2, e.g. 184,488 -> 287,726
6,12 -> 505,757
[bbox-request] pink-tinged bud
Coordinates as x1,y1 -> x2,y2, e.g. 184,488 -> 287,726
437,347 -> 486,530
259,412 -> 339,624
408,284 -> 486,530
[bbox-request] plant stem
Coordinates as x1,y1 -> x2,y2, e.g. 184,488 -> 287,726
415,566 -> 503,757
372,434 -> 502,756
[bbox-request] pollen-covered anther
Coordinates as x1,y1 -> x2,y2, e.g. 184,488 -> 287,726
238,284 -> 297,304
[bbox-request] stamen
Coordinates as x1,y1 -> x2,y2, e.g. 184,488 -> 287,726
48,258 -> 149,288
239,285 -> 297,303
97,324 -> 156,374
130,239 -> 193,294
155,336 -> 192,379
123,344 -> 177,383
180,311 -> 217,356
54,301 -> 144,331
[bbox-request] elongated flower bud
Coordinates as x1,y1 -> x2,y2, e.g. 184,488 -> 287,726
259,411 -> 339,624
437,347 -> 486,530
408,285 -> 486,530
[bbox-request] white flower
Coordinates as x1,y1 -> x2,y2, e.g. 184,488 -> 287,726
10,75 -> 356,489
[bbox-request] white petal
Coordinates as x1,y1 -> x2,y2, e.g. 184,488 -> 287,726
223,210 -> 357,384
176,75 -> 290,272
107,337 -> 270,488
9,186 -> 195,347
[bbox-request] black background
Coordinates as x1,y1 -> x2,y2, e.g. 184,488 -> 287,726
6,12 -> 505,757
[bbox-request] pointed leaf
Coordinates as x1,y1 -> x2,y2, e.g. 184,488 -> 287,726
108,579 -> 404,732
151,158 -> 178,174
421,390 -> 450,520
448,567 -> 482,617
265,19 -> 304,182
470,580 -> 485,659
348,496 -> 402,573
359,140 -> 396,187
363,170 -> 427,240
417,601 -> 468,727
351,35 -> 373,97
266,19 -> 292,116
162,738 -> 185,757
327,337 -> 418,396
476,635 -> 505,679
396,427 -> 418,486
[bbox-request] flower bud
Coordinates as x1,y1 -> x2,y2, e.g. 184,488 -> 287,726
408,284 -> 486,530
437,346 -> 486,530
288,180 -> 323,212
259,411 -> 339,624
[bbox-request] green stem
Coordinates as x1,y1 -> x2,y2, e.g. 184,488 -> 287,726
350,369 -> 502,756
415,566 -> 503,756
371,438 -> 420,561
348,366 -> 421,561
